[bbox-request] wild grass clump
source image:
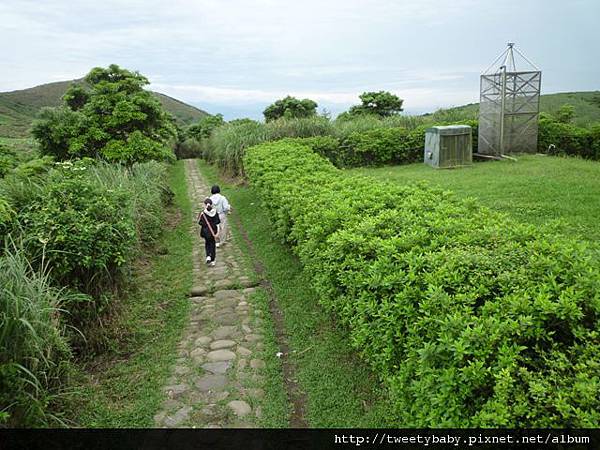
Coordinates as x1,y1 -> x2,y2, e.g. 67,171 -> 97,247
0,243 -> 85,427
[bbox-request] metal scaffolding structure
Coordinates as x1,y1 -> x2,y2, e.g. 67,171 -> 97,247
478,43 -> 541,155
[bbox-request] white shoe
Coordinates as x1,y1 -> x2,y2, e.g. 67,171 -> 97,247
216,243 -> 220,248
206,256 -> 211,264
210,261 -> 216,266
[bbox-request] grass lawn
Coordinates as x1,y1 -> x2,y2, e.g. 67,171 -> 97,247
198,160 -> 396,427
350,154 -> 600,243
70,160 -> 193,427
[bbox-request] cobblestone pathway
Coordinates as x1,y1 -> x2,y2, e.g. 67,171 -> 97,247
154,160 -> 265,428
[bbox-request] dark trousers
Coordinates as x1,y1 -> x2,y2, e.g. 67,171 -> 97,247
204,236 -> 216,262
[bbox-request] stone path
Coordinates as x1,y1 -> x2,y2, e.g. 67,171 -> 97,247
154,160 -> 266,428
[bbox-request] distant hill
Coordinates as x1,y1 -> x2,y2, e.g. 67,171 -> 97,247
437,91 -> 600,128
0,79 -> 209,138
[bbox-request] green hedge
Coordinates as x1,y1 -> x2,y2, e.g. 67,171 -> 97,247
244,140 -> 600,427
289,120 -> 479,168
538,117 -> 600,159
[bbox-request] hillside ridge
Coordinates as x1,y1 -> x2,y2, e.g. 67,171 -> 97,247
0,79 -> 210,138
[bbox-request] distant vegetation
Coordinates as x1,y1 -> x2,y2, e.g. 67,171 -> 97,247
263,96 -> 318,122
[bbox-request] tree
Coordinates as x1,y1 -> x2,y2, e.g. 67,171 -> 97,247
32,64 -> 176,164
187,114 -> 225,140
263,96 -> 318,122
348,91 -> 404,117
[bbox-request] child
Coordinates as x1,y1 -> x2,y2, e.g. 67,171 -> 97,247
209,185 -> 232,247
197,198 -> 220,266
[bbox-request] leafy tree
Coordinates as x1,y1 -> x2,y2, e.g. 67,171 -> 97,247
263,96 -> 318,122
555,104 -> 575,124
187,114 -> 225,140
32,64 -> 176,164
348,91 -> 404,117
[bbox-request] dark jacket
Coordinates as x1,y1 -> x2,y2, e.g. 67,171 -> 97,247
199,211 -> 220,239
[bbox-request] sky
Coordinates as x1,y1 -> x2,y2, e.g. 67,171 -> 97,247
1,0 -> 599,119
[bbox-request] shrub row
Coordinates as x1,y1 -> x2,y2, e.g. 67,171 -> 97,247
244,140 -> 600,427
290,119 -> 479,168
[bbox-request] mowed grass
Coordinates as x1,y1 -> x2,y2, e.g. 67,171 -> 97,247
350,154 -> 600,243
198,160 -> 396,427
71,160 -> 193,427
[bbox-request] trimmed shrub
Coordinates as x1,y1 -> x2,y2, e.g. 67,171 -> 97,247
244,140 -> 600,427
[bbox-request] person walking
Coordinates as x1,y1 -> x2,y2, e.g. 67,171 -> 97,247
209,185 -> 231,247
197,198 -> 220,266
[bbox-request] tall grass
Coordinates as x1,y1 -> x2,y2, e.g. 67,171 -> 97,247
84,161 -> 170,246
0,243 -> 84,426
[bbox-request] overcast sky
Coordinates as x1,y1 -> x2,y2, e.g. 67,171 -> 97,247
1,0 -> 599,119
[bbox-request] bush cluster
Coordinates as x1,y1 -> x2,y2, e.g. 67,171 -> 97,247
538,116 -> 600,160
0,159 -> 169,342
0,158 -> 171,425
244,140 -> 600,427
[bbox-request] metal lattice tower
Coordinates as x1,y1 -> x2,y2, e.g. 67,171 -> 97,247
478,43 -> 542,155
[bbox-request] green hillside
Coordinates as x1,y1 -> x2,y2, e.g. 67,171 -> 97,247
440,91 -> 600,128
0,79 -> 209,138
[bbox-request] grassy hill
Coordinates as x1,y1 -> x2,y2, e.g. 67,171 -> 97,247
439,91 -> 600,128
0,79 -> 209,138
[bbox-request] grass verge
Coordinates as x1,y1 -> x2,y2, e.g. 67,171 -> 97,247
197,159 -> 395,427
70,160 -> 193,427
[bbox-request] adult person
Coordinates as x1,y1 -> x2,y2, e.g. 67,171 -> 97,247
209,185 -> 232,247
197,197 -> 220,266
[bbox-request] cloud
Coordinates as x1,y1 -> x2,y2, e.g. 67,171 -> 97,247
1,0 -> 598,115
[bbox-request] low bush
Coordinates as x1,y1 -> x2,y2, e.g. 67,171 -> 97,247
538,117 -> 598,159
244,140 -> 600,427
285,136 -> 341,166
208,116 -> 333,175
